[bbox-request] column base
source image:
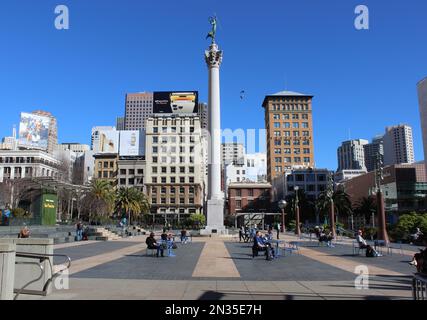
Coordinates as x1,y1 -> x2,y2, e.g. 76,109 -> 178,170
200,199 -> 227,235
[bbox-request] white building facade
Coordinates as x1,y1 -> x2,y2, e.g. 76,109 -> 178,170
337,139 -> 369,172
383,124 -> 415,166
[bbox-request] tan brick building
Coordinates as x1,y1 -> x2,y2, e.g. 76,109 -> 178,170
94,153 -> 119,186
262,91 -> 315,182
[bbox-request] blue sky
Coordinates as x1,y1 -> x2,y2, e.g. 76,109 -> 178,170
0,0 -> 426,170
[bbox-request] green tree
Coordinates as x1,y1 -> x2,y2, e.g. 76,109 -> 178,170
353,196 -> 377,225
83,179 -> 116,223
316,190 -> 352,225
284,189 -> 315,222
188,214 -> 206,229
115,187 -> 150,226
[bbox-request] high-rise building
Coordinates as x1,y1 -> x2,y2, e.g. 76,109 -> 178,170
221,143 -> 245,166
364,135 -> 384,172
32,110 -> 57,154
262,91 -> 315,182
418,77 -> 427,174
124,92 -> 153,130
198,102 -> 208,130
337,139 -> 369,172
116,117 -> 125,130
0,137 -> 16,150
145,116 -> 205,218
383,125 -> 415,166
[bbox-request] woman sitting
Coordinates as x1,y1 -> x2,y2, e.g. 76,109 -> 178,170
356,230 -> 381,257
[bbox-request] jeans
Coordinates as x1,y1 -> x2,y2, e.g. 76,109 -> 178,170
76,230 -> 83,241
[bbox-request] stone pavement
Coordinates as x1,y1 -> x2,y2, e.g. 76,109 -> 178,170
18,233 -> 418,300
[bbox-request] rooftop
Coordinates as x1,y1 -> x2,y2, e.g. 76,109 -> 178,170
270,90 -> 310,96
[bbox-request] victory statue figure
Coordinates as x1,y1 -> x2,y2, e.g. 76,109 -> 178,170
206,16 -> 217,44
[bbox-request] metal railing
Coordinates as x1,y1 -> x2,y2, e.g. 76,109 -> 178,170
412,273 -> 427,300
14,252 -> 71,300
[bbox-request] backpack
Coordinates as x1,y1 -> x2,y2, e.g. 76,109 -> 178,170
366,247 -> 375,257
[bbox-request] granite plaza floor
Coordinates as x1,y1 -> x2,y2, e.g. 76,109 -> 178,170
20,233 -> 420,300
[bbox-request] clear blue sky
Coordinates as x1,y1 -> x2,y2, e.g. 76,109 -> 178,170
0,0 -> 426,170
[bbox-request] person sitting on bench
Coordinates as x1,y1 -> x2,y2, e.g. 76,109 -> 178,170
356,230 -> 381,257
319,230 -> 334,247
146,232 -> 164,257
253,231 -> 275,260
180,228 -> 189,244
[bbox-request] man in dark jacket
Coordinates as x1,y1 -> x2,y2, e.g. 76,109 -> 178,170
253,231 -> 275,260
146,232 -> 164,257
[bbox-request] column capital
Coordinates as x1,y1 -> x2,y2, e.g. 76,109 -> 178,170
205,44 -> 223,69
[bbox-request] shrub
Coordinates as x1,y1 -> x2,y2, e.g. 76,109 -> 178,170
12,208 -> 27,218
188,214 -> 206,230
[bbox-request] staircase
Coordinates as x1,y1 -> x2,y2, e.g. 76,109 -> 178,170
86,227 -> 122,241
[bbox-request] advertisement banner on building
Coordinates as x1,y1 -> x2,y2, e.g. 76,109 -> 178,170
119,130 -> 145,156
18,112 -> 50,150
99,130 -> 119,153
153,91 -> 199,115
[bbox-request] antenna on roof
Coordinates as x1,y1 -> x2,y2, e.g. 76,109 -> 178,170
348,128 -> 351,140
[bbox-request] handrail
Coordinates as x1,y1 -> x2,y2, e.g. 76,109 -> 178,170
413,273 -> 427,300
13,252 -> 71,300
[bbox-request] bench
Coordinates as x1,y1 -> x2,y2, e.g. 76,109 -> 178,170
353,241 -> 367,256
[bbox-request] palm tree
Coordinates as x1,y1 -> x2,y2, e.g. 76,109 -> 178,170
83,179 -> 116,223
353,196 -> 377,226
316,190 -> 352,225
115,187 -> 150,226
284,189 -> 315,224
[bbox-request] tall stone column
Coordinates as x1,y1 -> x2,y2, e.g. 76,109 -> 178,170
203,42 -> 226,234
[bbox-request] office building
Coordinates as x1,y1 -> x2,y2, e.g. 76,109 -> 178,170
145,116 -> 205,220
221,143 -> 245,166
337,139 -> 369,172
272,168 -> 331,203
383,125 -> 415,166
117,156 -> 146,191
262,91 -> 315,182
91,126 -> 115,152
418,77 -> 427,175
93,153 -> 119,186
73,150 -> 95,185
228,182 -> 272,215
335,169 -> 367,183
116,117 -> 125,130
0,149 -> 62,183
363,136 -> 384,172
124,92 -> 153,130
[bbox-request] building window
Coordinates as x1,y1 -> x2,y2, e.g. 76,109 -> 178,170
274,140 -> 281,146
275,157 -> 282,163
152,157 -> 158,163
248,189 -> 254,197
283,114 -> 290,120
294,157 -> 301,163
180,187 -> 185,194
153,137 -> 158,143
161,167 -> 167,174
302,114 -> 308,120
302,122 -> 309,128
273,114 -> 280,120
293,123 -> 299,129
292,114 -> 299,120
170,177 -> 176,183
152,167 -> 158,174
180,177 -> 185,183
283,122 -> 290,128
236,190 -> 241,197
274,122 -> 280,128
236,200 -> 242,209
161,177 -> 166,183
120,169 -> 126,175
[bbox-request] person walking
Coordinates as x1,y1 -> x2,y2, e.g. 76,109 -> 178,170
76,221 -> 83,241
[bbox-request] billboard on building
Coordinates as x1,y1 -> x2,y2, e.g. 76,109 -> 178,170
18,112 -> 50,150
153,91 -> 199,114
119,130 -> 145,156
99,130 -> 119,153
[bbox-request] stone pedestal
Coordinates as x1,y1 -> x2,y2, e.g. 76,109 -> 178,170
200,199 -> 227,235
0,243 -> 16,300
0,238 -> 54,296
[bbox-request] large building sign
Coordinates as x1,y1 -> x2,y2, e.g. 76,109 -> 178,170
18,112 -> 50,150
119,130 -> 145,156
153,91 -> 199,115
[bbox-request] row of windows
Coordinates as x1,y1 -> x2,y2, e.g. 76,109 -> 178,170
274,157 -> 311,164
273,122 -> 309,129
274,140 -> 310,146
271,104 -> 310,111
119,178 -> 143,185
274,148 -> 311,154
152,146 -> 196,154
152,166 -> 194,174
153,127 -> 195,133
152,186 -> 195,194
273,131 -> 310,137
98,161 -> 115,169
151,156 -> 195,164
151,176 -> 195,184
119,169 -> 144,175
152,198 -> 196,204
272,114 -> 309,120
153,136 -> 197,144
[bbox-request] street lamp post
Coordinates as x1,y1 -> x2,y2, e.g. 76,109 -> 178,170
375,156 -> 390,244
278,200 -> 287,237
294,186 -> 301,237
328,173 -> 336,239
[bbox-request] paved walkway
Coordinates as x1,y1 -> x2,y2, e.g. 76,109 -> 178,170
18,233 -> 417,300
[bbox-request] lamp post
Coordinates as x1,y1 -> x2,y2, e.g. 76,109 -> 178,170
278,200 -> 287,237
294,186 -> 301,237
375,156 -> 389,244
328,172 -> 336,238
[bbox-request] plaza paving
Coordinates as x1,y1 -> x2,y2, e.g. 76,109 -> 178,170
19,232 -> 420,300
